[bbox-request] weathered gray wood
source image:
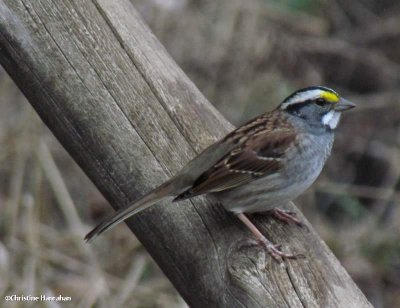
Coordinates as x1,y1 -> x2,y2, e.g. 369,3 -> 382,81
0,0 -> 372,307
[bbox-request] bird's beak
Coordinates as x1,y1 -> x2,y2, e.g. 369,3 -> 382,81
334,98 -> 356,112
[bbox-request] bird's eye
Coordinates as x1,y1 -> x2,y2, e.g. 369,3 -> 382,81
315,98 -> 327,107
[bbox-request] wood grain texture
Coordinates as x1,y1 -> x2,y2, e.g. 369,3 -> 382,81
0,0 -> 372,307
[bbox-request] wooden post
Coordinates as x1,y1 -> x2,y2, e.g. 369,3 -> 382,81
0,0 -> 372,307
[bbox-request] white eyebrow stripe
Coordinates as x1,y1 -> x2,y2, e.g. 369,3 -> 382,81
281,89 -> 324,109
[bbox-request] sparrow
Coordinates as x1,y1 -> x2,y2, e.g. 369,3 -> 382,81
85,86 -> 355,261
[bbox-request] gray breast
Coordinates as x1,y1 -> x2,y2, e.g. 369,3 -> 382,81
214,131 -> 334,213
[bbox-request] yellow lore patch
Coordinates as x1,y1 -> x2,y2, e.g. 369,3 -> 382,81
321,91 -> 339,103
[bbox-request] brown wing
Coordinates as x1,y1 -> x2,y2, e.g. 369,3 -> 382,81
174,128 -> 296,200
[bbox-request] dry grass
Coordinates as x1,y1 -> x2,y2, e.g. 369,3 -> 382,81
0,73 -> 186,307
1,0 -> 400,307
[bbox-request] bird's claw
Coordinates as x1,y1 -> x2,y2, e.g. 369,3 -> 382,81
260,239 -> 304,262
269,208 -> 306,228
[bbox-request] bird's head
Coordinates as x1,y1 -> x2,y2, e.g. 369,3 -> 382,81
279,86 -> 355,130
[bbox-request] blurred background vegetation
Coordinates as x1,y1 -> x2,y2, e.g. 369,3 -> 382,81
0,0 -> 399,307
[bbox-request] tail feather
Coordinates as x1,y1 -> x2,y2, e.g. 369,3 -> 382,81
85,181 -> 175,242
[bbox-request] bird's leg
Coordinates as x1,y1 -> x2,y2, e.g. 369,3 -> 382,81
267,208 -> 304,227
236,213 -> 299,262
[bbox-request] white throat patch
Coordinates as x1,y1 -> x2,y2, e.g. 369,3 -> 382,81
322,110 -> 341,129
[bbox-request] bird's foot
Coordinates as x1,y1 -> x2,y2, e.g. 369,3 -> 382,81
236,213 -> 305,263
268,208 -> 304,228
259,239 -> 304,262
